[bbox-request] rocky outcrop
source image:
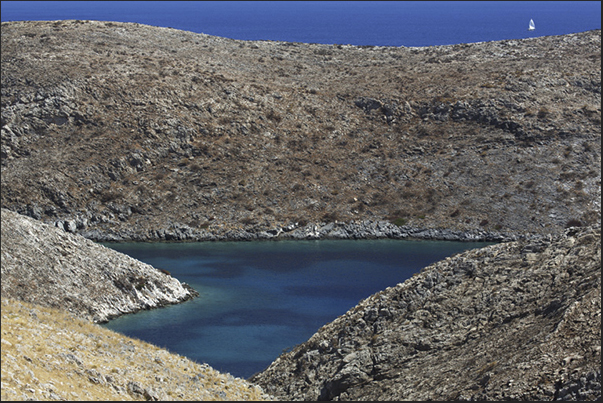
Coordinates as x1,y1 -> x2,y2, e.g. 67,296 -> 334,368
250,224 -> 601,401
1,21 -> 600,241
1,208 -> 198,323
240,219 -> 528,242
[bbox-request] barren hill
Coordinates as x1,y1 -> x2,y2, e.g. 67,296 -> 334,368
1,21 -> 600,241
251,224 -> 601,401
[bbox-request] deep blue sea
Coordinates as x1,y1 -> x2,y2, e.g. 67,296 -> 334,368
1,1 -> 600,47
101,239 -> 492,379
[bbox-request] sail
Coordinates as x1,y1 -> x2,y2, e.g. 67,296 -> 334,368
528,19 -> 535,31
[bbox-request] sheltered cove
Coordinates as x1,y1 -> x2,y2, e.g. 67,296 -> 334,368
1,21 -> 600,400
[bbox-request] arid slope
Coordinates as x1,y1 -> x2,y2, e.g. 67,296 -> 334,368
1,298 -> 274,401
1,21 -> 600,241
251,224 -> 601,401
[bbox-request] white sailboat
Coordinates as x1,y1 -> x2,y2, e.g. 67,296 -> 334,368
528,19 -> 535,31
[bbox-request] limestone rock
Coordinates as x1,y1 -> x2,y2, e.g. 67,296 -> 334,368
1,208 -> 198,323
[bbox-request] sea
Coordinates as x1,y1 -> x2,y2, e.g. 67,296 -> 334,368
1,1 -> 601,47
101,239 -> 492,379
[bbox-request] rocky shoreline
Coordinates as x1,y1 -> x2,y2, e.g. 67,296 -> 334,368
1,208 -> 198,323
251,224 -> 601,401
78,218 -> 529,243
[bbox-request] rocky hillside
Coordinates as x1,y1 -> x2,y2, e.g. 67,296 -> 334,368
1,208 -> 197,323
1,298 -> 273,401
1,21 -> 600,241
250,224 -> 601,401
1,207 -> 273,401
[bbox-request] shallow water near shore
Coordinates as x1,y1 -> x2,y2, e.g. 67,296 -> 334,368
101,239 -> 492,379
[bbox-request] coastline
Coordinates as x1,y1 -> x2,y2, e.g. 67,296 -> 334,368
79,219 -> 537,244
0,19 -> 599,402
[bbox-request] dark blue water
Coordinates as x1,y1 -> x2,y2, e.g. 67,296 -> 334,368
1,1 -> 600,47
101,239 -> 492,379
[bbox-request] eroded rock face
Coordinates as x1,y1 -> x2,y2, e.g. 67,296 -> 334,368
1,208 -> 198,323
251,225 -> 601,401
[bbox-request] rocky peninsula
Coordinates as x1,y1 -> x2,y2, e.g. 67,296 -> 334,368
1,208 -> 197,323
251,224 -> 601,401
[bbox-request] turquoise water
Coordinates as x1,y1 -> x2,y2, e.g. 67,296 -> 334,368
101,239 -> 492,379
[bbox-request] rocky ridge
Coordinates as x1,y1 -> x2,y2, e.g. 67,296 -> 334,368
1,208 -> 198,323
251,224 -> 601,401
1,21 -> 601,241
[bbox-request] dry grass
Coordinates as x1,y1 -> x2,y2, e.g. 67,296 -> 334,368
1,298 -> 273,401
